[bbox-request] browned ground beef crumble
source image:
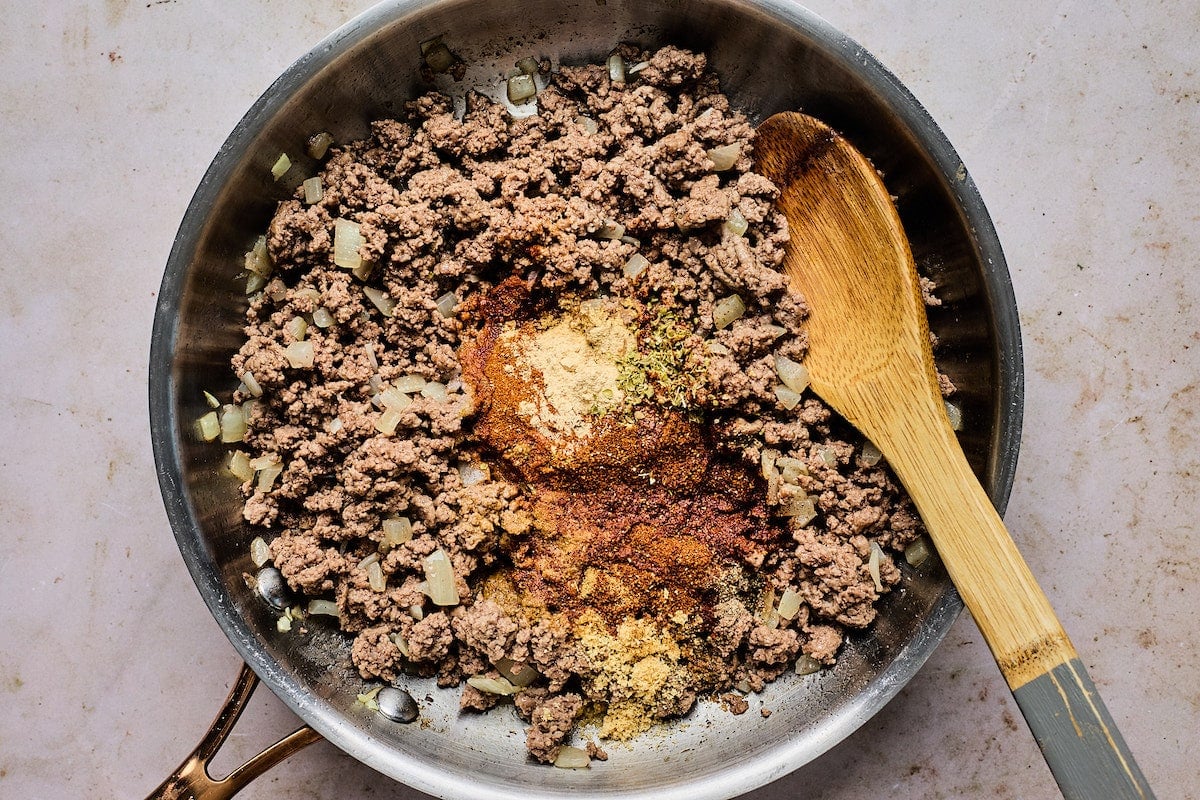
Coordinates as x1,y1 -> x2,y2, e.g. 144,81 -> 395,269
230,45 -> 942,764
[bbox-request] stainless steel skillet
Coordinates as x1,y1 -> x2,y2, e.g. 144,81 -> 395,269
148,1 -> 1023,797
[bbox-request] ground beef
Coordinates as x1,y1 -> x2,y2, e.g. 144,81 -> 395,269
231,44 -> 947,765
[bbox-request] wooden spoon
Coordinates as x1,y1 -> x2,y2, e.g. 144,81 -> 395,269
754,112 -> 1153,800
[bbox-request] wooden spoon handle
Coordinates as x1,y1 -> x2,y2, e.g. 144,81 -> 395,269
881,398 -> 1153,798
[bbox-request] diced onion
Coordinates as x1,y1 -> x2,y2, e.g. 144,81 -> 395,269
394,374 -> 427,393
303,176 -> 324,205
774,384 -> 802,410
627,60 -> 650,74
817,445 -> 837,466
276,615 -> 292,633
860,441 -> 884,466
312,307 -> 335,328
256,461 -> 283,493
284,340 -> 315,369
363,286 -> 397,317
783,496 -> 817,526
409,604 -> 424,621
795,655 -> 821,676
424,41 -> 456,73
422,548 -> 459,606
421,381 -> 448,402
286,316 -> 308,341
246,273 -> 267,295
774,355 -> 810,394
723,207 -> 749,237
381,516 -> 413,551
466,675 -> 518,696
623,253 -> 649,279
458,461 -> 489,487
307,131 -> 334,159
203,390 -> 220,409
195,411 -> 220,442
245,235 -> 272,277
507,73 -> 537,103
496,658 -> 540,687
228,450 -> 255,482
364,342 -> 379,370
389,632 -> 411,657
435,291 -> 459,318
219,404 -> 247,443
868,541 -> 884,592
351,260 -> 375,280
367,560 -> 386,592
307,598 -> 340,618
776,587 -> 802,621
265,278 -> 287,302
905,537 -> 932,567
327,417 -> 344,434
597,220 -> 625,240
707,143 -> 741,171
333,218 -> 364,270
240,371 -> 263,398
554,746 -> 591,770
271,153 -> 291,181
376,406 -> 404,435
249,454 -> 279,471
776,457 -> 807,484
250,536 -> 271,567
575,115 -> 598,135
379,386 -> 413,411
945,400 -> 963,431
707,341 -> 730,355
515,56 -> 540,75
607,53 -> 625,83
713,294 -> 745,330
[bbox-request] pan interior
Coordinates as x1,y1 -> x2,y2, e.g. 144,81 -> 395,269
149,1 -> 1021,798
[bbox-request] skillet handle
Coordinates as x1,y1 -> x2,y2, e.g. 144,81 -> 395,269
145,663 -> 323,800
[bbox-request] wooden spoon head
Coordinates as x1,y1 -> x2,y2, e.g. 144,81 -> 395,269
753,112 -> 945,442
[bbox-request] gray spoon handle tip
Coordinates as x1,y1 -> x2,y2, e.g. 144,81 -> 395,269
1013,658 -> 1154,799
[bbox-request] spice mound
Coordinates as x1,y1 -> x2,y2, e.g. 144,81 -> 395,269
223,44 -> 942,766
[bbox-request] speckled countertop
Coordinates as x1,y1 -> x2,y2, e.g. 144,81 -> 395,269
1,1 -> 1196,798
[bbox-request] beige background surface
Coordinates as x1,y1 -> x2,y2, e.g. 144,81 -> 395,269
1,0 -> 1196,798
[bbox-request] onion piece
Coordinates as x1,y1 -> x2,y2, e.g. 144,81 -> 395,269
435,291 -> 459,318
256,461 -> 283,493
515,56 -> 540,75
307,131 -> 334,159
607,53 -> 625,83
265,278 -> 287,302
381,516 -> 413,551
375,406 -> 404,435
623,253 -> 649,280
389,632 -> 411,657
286,316 -> 308,342
333,218 -> 364,270
554,746 -> 590,770
394,374 -> 427,393
868,541 -> 884,592
250,536 -> 271,568
194,411 -> 220,442
423,41 -> 457,73
422,548 -> 459,606
706,143 -> 741,171
575,115 -> 598,135
302,176 -> 323,205
363,286 -> 397,317
245,235 -> 272,277
507,73 -> 537,103
723,207 -> 749,237
421,381 -> 448,402
905,537 -> 932,567
203,390 -> 220,409
246,273 -> 267,295
783,496 -> 817,525
597,219 -> 625,240
240,370 -> 263,398
860,441 -> 884,466
627,60 -> 650,74
379,386 -> 413,411
944,400 -> 963,431
458,461 -> 490,487
311,307 -> 335,328
270,153 -> 291,181
713,293 -> 745,329
228,450 -> 255,482
466,675 -> 518,696
284,340 -> 315,369
776,587 -> 802,621
795,654 -> 822,676
307,598 -> 340,618
248,454 -> 279,471
351,260 -> 375,281
774,384 -> 802,410
496,658 -> 540,687
219,404 -> 247,443
366,560 -> 386,593
774,355 -> 810,394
